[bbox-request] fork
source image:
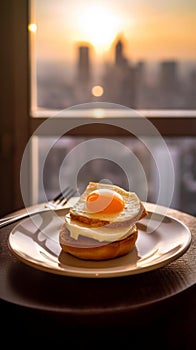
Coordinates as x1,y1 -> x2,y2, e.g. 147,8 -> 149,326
0,186 -> 78,228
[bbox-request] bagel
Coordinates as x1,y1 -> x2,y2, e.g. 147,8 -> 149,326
59,223 -> 138,260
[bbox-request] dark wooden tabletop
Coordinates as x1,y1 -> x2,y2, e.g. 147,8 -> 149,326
0,203 -> 195,347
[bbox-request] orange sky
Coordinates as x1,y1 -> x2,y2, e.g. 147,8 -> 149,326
31,0 -> 196,63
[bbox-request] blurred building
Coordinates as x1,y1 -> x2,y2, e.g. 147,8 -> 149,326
186,68 -> 196,108
115,38 -> 128,67
160,60 -> 178,90
77,45 -> 91,83
75,44 -> 92,103
157,60 -> 181,108
102,38 -> 137,108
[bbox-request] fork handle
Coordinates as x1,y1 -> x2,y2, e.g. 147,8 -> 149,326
0,208 -> 51,229
0,214 -> 23,222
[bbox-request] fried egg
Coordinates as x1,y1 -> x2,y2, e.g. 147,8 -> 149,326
69,182 -> 144,223
86,188 -> 124,214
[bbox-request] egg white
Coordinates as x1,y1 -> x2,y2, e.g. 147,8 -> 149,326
65,214 -> 136,242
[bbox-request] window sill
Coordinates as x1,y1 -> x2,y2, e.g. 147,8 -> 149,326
30,108 -> 196,137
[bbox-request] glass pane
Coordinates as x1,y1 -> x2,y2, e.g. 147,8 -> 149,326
29,0 -> 196,112
31,135 -> 196,217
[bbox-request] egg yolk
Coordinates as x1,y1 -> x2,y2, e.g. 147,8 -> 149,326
86,189 -> 124,214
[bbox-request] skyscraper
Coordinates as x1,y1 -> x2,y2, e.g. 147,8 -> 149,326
158,60 -> 180,108
77,45 -> 91,83
115,38 -> 127,67
160,60 -> 178,91
75,44 -> 92,103
101,37 -> 136,108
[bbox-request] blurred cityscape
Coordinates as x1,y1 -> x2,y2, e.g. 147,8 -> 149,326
37,136 -> 196,216
34,37 -> 196,216
36,36 -> 196,110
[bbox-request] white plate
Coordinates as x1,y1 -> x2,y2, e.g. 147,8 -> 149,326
8,208 -> 192,278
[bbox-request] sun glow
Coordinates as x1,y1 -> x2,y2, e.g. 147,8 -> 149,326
77,5 -> 122,54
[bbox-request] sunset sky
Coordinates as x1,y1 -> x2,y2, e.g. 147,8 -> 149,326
31,0 -> 196,64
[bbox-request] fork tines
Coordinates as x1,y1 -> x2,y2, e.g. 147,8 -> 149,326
53,187 -> 77,202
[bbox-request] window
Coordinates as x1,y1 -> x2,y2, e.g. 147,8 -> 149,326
22,0 -> 196,217
29,0 -> 196,112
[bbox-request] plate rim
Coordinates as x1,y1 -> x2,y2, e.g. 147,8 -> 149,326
8,210 -> 192,278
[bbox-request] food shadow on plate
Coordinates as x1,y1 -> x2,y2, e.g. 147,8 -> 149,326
58,246 -> 140,270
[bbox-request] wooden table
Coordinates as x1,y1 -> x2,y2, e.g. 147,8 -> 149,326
0,203 -> 195,348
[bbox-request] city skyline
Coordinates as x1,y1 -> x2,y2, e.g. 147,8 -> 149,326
32,0 -> 196,63
36,36 -> 196,110
30,0 -> 196,110
36,31 -> 196,84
